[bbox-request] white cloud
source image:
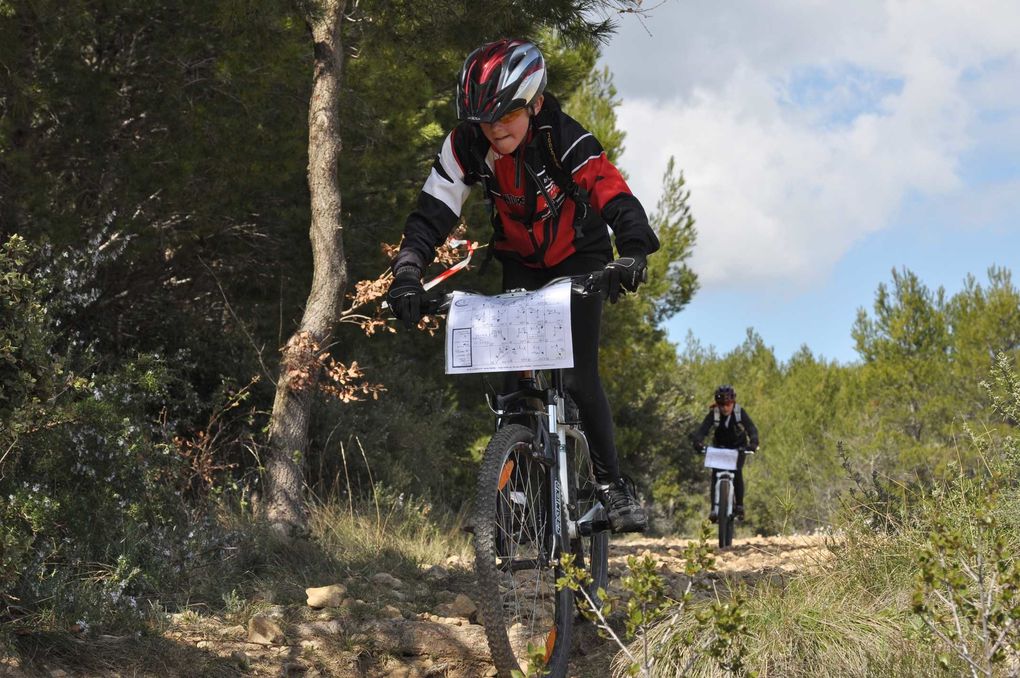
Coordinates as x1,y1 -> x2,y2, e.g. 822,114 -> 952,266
602,0 -> 1020,289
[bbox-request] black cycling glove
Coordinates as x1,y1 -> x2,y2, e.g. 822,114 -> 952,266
604,254 -> 647,304
387,264 -> 425,330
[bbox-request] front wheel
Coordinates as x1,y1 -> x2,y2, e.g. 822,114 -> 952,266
472,424 -> 573,678
717,480 -> 734,549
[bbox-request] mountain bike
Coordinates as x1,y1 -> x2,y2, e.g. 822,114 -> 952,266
703,446 -> 752,549
421,273 -> 611,678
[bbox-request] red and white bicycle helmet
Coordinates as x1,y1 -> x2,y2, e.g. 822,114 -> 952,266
456,39 -> 547,124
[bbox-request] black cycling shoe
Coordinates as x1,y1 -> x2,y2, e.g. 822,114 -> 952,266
600,480 -> 647,533
734,504 -> 745,520
709,509 -> 719,524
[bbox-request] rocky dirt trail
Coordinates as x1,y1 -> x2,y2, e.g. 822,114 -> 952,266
5,535 -> 830,677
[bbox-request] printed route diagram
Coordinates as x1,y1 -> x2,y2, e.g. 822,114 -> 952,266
445,281 -> 573,374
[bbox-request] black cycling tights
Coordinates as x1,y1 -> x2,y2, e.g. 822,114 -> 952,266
500,256 -> 620,483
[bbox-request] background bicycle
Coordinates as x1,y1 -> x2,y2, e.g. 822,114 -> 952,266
703,446 -> 753,549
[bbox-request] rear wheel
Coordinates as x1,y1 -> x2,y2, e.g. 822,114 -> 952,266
473,424 -> 573,678
717,481 -> 732,549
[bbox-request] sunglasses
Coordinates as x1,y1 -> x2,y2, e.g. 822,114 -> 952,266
492,107 -> 528,126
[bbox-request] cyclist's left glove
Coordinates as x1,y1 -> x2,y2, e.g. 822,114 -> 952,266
387,264 -> 425,330
604,254 -> 647,304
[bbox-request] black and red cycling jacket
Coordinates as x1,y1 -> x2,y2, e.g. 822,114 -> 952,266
393,94 -> 660,273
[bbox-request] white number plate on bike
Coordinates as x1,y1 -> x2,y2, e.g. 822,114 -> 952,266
704,447 -> 739,471
444,281 -> 574,374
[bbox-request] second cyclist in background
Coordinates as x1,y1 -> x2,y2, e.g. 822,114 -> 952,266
690,385 -> 760,521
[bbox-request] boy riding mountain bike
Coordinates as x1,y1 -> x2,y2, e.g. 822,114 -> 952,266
691,385 -> 760,521
386,38 -> 658,533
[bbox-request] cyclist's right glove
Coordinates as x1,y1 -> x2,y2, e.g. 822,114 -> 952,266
387,264 -> 425,330
603,254 -> 648,304
693,443 -> 705,454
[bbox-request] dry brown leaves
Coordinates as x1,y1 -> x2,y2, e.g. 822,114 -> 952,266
342,227 -> 471,336
282,331 -> 385,403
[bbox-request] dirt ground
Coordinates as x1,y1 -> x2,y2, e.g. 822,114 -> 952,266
2,533 -> 831,678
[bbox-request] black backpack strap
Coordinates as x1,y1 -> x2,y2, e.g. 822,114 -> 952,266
478,203 -> 498,276
534,111 -> 594,241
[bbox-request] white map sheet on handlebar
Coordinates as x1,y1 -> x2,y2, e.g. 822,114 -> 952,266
704,447 -> 739,471
444,280 -> 573,374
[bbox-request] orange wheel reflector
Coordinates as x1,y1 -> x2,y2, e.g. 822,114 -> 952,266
544,626 -> 558,662
498,460 -> 515,490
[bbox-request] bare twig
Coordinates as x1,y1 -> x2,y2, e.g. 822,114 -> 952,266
198,256 -> 275,384
355,436 -> 381,532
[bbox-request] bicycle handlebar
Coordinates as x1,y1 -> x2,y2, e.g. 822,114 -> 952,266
698,445 -> 757,455
418,270 -> 607,318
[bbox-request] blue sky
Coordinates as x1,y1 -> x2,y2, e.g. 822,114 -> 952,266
599,0 -> 1020,364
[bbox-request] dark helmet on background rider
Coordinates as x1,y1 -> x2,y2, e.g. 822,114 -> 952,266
456,39 -> 547,124
714,385 -> 736,404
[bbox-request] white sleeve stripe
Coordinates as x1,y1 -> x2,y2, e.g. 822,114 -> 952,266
570,152 -> 602,175
423,167 -> 470,217
439,134 -> 465,181
423,134 -> 471,216
560,133 -> 593,163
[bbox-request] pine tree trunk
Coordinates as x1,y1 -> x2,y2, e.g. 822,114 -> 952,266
263,0 -> 348,536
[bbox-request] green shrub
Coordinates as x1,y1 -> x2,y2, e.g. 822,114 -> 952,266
0,235 -> 248,638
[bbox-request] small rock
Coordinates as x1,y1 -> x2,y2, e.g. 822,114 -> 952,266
423,565 -> 448,582
306,584 -> 347,609
230,650 -> 251,670
219,624 -> 247,638
295,620 -> 342,638
436,593 -> 477,620
483,666 -> 499,677
380,604 -> 403,619
434,615 -> 465,626
247,615 -> 286,645
370,572 -> 404,589
300,639 -> 323,651
196,640 -> 212,649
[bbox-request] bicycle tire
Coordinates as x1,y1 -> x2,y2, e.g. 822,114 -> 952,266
717,481 -> 731,550
568,436 -> 609,614
473,424 -> 574,678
